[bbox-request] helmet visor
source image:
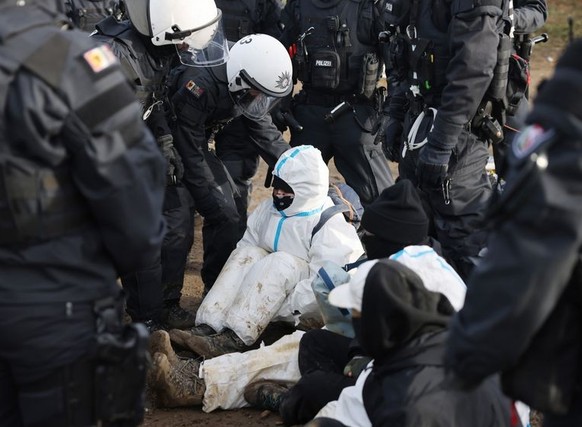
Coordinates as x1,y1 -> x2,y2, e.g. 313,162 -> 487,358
155,10 -> 229,66
233,89 -> 282,120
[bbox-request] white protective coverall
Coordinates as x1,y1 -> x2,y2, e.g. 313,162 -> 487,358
198,245 -> 466,413
195,145 -> 365,345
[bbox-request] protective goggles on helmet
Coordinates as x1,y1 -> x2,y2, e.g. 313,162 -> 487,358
230,70 -> 283,120
157,10 -> 229,66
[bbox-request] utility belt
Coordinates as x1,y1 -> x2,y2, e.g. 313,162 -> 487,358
93,295 -> 149,426
296,89 -> 374,108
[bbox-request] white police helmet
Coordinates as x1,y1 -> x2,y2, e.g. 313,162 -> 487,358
226,34 -> 293,120
123,0 -> 229,66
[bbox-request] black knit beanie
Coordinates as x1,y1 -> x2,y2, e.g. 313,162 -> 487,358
361,179 -> 429,246
534,38 -> 582,121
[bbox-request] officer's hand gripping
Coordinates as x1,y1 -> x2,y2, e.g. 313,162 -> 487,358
375,115 -> 404,162
416,144 -> 451,191
158,135 -> 184,185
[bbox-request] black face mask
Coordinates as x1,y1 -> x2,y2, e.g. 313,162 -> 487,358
361,234 -> 405,260
273,195 -> 294,211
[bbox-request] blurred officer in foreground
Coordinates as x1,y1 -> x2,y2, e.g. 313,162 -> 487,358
446,39 -> 582,427
0,1 -> 165,425
169,33 -> 292,291
92,0 -> 230,329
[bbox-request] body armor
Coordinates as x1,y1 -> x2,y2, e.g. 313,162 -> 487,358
0,5 -> 91,245
294,0 -> 381,97
215,0 -> 268,40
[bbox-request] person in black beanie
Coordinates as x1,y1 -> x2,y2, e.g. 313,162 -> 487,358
359,179 -> 436,260
446,38 -> 582,427
250,179 -> 460,425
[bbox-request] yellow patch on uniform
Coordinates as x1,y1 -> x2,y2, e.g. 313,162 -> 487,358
83,45 -> 117,73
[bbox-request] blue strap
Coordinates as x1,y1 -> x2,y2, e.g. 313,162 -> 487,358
318,266 -> 350,317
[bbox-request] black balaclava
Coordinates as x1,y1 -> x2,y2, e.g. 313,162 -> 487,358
358,259 -> 453,364
360,179 -> 429,258
272,175 -> 295,211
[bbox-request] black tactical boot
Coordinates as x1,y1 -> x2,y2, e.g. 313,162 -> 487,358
150,352 -> 205,407
169,328 -> 249,358
161,300 -> 197,329
243,380 -> 291,411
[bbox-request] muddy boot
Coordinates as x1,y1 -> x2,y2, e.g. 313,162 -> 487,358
149,330 -> 180,365
150,352 -> 205,407
188,324 -> 217,337
161,300 -> 197,329
243,380 -> 291,411
169,328 -> 249,358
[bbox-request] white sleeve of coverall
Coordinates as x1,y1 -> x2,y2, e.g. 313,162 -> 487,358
289,215 -> 365,316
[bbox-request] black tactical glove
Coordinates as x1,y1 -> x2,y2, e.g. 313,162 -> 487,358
157,135 -> 184,185
379,116 -> 404,162
416,144 -> 451,191
343,355 -> 372,379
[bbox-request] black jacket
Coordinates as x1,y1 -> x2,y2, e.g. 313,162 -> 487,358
0,5 -> 166,304
169,64 -> 288,217
360,260 -> 513,427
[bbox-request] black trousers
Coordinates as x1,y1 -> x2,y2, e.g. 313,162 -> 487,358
290,101 -> 394,206
280,329 -> 356,426
0,300 -> 112,427
123,184 -> 195,320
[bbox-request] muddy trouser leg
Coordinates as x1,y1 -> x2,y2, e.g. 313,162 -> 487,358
161,185 -> 195,304
223,252 -> 311,345
291,103 -> 394,206
280,330 -> 355,426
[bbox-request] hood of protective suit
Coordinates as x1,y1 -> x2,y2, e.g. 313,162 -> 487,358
272,145 -> 329,216
360,259 -> 453,363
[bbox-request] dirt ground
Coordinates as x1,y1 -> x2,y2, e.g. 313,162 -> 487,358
142,33 -> 564,426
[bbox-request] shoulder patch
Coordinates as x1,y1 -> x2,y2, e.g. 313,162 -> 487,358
512,125 -> 556,159
83,45 -> 117,73
185,80 -> 205,97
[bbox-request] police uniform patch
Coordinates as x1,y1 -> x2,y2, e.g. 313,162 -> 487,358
512,124 -> 555,159
83,45 -> 117,73
185,80 -> 205,97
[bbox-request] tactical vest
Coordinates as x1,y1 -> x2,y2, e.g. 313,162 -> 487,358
0,5 -> 91,245
294,0 -> 381,97
65,0 -> 120,33
215,0 -> 268,40
386,0 -> 510,110
93,17 -> 172,112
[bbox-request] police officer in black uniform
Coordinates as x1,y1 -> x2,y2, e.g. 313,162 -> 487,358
278,0 -> 395,206
446,38 -> 582,427
382,0 -> 511,278
0,1 -> 165,425
63,0 -> 121,32
493,0 -> 548,179
92,0 -> 230,329
212,0 -> 285,237
169,33 -> 292,291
